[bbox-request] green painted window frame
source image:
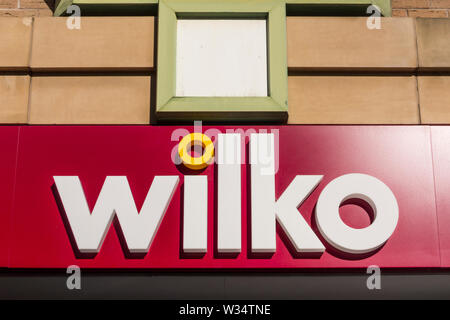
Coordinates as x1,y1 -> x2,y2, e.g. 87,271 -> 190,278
156,0 -> 288,122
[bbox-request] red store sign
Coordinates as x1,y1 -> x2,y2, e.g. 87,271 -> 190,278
0,125 -> 449,269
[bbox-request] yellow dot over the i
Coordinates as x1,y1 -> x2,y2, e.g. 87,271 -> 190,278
178,133 -> 214,170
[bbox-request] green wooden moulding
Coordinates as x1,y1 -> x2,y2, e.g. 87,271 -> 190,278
54,0 -> 158,16
156,0 -> 288,122
54,0 -> 391,18
286,0 -> 391,17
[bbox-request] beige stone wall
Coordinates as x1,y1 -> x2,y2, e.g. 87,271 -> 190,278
287,17 -> 450,124
288,76 -> 420,124
29,75 -> 152,124
0,16 -> 449,125
0,17 -> 155,124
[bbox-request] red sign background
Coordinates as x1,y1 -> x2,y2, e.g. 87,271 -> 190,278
0,126 -> 447,269
0,127 -> 19,267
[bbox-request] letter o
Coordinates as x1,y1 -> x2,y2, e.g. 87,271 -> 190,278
178,133 -> 214,170
315,174 -> 399,254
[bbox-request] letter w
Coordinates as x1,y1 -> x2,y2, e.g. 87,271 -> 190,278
54,176 -> 179,253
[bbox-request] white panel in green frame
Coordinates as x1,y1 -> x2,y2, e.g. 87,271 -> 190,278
156,0 -> 288,122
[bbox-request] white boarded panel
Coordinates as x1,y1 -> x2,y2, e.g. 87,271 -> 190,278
176,19 -> 268,97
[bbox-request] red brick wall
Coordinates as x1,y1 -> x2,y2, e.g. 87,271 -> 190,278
0,0 -> 53,16
393,0 -> 450,17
